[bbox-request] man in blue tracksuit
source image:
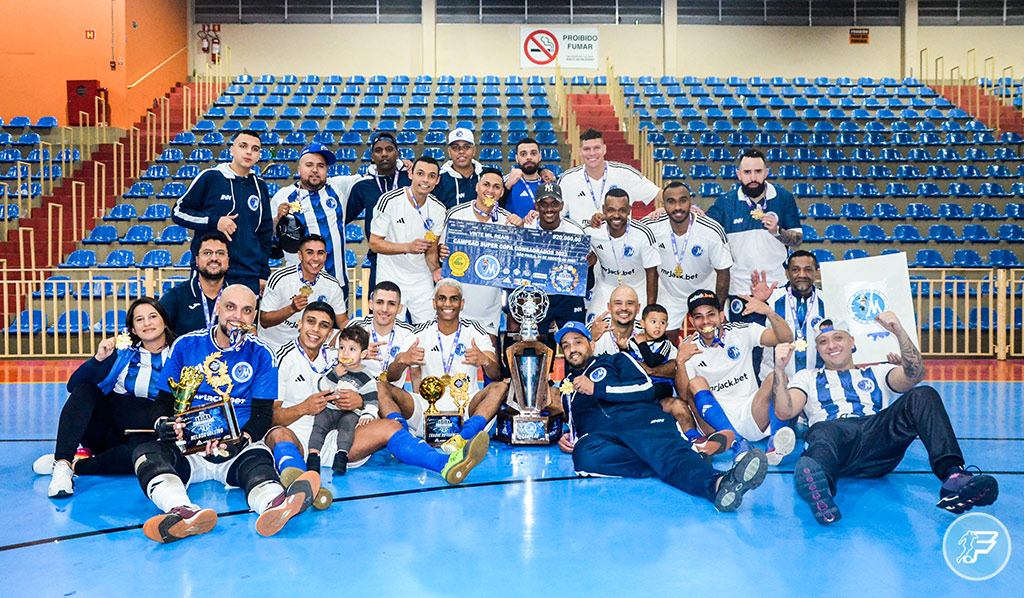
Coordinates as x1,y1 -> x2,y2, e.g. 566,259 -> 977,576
555,321 -> 768,512
172,130 -> 273,295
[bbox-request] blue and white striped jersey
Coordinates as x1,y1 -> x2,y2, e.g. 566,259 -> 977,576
759,285 -> 827,380
788,364 -> 899,426
112,348 -> 169,400
270,175 -> 363,278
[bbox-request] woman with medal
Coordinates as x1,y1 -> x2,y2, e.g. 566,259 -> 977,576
33,298 -> 176,498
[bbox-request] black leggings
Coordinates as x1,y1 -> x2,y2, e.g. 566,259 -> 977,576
55,383 -> 153,475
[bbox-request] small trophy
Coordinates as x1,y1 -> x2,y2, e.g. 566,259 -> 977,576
497,285 -> 564,445
174,354 -> 241,456
169,366 -> 204,414
421,375 -> 462,446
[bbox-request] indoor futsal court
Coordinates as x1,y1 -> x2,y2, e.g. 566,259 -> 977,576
3,0 -> 1024,595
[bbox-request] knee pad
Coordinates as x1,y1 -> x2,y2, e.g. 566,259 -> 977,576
132,440 -> 178,493
228,446 -> 278,496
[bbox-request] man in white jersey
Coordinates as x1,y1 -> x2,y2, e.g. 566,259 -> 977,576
642,181 -> 732,339
347,280 -> 416,383
557,128 -> 661,227
774,314 -> 999,526
259,234 -> 347,350
271,143 -> 363,280
439,167 -> 524,337
382,279 -> 507,452
589,285 -> 646,357
369,155 -> 445,324
586,188 -> 659,321
675,289 -> 795,465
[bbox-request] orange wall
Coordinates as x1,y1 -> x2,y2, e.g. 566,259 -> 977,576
0,1 -> 186,130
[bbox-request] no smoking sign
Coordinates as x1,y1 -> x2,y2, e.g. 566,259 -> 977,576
523,29 -> 558,66
520,27 -> 599,69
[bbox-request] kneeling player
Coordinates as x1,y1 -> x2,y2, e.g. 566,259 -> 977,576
132,285 -> 320,543
774,313 -> 999,525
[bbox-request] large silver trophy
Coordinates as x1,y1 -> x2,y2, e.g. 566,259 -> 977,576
499,285 -> 562,445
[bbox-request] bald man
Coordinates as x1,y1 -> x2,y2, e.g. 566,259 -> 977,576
131,284 -> 320,543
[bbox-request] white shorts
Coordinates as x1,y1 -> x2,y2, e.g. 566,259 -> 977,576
658,290 -> 689,331
402,291 -> 436,325
184,441 -> 271,489
719,395 -> 769,441
312,429 -> 372,470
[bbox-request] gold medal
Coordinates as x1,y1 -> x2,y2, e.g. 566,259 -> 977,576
673,264 -> 684,277
425,231 -> 439,242
792,338 -> 809,352
617,273 -> 623,285
115,331 -> 132,351
750,207 -> 765,221
559,378 -> 574,396
299,285 -> 313,296
239,323 -> 255,333
377,371 -> 389,383
288,201 -> 302,213
441,373 -> 453,388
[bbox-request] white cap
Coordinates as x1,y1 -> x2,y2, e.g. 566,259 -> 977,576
447,128 -> 475,145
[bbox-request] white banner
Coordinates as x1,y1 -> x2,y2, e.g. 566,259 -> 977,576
819,252 -> 920,366
520,27 -> 599,70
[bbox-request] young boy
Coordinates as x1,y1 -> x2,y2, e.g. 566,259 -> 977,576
307,326 -> 379,475
628,304 -> 676,401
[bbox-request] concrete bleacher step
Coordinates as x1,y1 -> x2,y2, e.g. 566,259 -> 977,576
940,85 -> 1024,135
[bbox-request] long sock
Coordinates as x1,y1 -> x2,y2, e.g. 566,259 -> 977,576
693,390 -> 741,440
247,480 -> 284,514
386,412 -> 409,432
147,474 -> 193,513
683,428 -> 702,442
272,441 -> 306,474
387,428 -> 448,473
458,415 -> 486,440
768,399 -> 789,436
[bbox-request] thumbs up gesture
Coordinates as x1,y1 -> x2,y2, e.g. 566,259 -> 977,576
462,338 -> 487,366
398,337 -> 425,366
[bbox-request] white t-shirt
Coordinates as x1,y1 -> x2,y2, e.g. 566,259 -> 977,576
397,318 -> 494,412
788,364 -> 899,427
557,161 -> 660,226
643,213 -> 733,301
441,202 -> 518,335
683,321 -> 767,407
347,315 -> 416,382
591,317 -> 646,356
588,219 -> 659,304
370,186 -> 446,297
270,175 -> 364,274
275,341 -> 338,450
259,264 -> 347,351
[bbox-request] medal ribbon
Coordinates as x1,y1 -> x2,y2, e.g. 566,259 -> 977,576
294,340 -> 337,375
670,214 -> 694,270
611,221 -> 631,281
437,325 -> 462,378
472,203 -> 498,222
200,284 -> 222,329
375,171 -> 399,195
406,187 -> 433,235
787,286 -> 815,341
371,326 -> 396,370
583,165 -> 607,213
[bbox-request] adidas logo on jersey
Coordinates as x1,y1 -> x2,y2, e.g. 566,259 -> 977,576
430,345 -> 441,352
578,191 -> 587,197
396,217 -> 405,224
698,361 -> 707,368
295,374 -> 306,382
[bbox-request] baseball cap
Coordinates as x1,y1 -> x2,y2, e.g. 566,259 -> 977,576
554,321 -> 592,344
298,143 -> 337,166
536,182 -> 562,203
448,128 -> 475,145
687,289 -> 720,314
369,131 -> 398,149
813,318 -> 852,340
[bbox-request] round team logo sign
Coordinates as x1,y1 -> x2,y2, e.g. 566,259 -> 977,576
550,265 -> 579,293
691,245 -> 704,257
390,345 -> 400,358
857,378 -> 875,393
455,343 -> 467,356
849,289 -> 888,324
247,194 -> 260,210
316,294 -> 326,302
448,251 -> 471,277
727,346 -> 741,360
589,367 -> 607,382
231,362 -> 253,383
811,316 -> 823,328
943,513 -> 1011,581
475,255 -> 500,281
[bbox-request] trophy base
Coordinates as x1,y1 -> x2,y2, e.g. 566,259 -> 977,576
495,406 -> 564,446
178,400 -> 242,456
424,412 -> 463,447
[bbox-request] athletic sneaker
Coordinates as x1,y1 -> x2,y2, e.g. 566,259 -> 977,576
441,431 -> 489,485
440,434 -> 467,455
33,454 -> 55,475
794,455 -> 841,525
937,468 -> 999,514
766,427 -> 796,466
281,466 -> 332,512
255,471 -> 320,537
143,505 -> 218,543
731,438 -> 752,464
714,448 -> 768,512
47,460 -> 75,498
691,430 -> 736,457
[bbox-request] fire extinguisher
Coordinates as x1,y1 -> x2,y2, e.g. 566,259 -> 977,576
211,36 -> 220,62
198,30 -> 210,53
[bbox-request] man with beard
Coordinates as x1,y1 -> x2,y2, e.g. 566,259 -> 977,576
347,281 -> 417,384
705,149 -> 802,324
271,143 -> 363,283
556,321 -> 768,512
501,137 -> 551,218
161,232 -> 231,335
642,182 -> 732,339
434,128 -> 481,209
172,130 -> 272,295
347,133 -> 412,290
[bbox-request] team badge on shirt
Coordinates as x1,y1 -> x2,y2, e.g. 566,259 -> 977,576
232,361 -> 254,383
727,346 -> 741,360
455,343 -> 467,355
589,367 -> 607,382
730,298 -> 744,314
623,245 -> 634,257
247,194 -> 260,210
857,379 -> 876,392
325,196 -> 337,210
691,245 -> 703,257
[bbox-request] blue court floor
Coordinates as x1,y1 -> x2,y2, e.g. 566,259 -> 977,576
1,366 -> 1020,597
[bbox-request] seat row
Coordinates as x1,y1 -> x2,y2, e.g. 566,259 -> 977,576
809,222 -> 1024,243
807,247 -> 1021,269
223,84 -> 549,98
214,94 -> 553,110
659,145 -> 1018,167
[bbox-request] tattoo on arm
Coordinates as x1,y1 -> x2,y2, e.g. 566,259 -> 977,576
773,369 -> 794,417
776,228 -> 802,248
898,332 -> 926,382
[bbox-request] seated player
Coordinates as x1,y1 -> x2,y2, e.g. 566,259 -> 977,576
556,321 -> 768,513
774,314 -> 999,526
675,289 -> 796,465
628,304 -> 676,402
347,281 -> 417,383
131,284 -> 320,543
268,303 -> 490,487
306,326 -> 379,475
34,298 -> 175,498
383,278 -> 507,454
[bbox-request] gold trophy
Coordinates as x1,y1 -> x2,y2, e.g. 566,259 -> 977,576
450,373 -> 472,416
169,366 -> 205,414
421,375 -> 444,415
421,375 -> 461,446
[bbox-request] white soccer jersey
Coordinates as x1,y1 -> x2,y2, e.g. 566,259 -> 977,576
684,321 -> 766,407
259,264 -> 347,350
644,214 -> 733,301
441,202 -> 518,335
271,175 -> 364,276
397,318 -> 494,412
347,315 -> 416,382
557,161 -> 660,226
789,364 -> 899,427
588,219 -> 659,314
370,187 -> 446,323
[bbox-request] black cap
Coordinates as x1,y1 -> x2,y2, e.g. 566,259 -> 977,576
536,182 -> 562,202
687,289 -> 719,314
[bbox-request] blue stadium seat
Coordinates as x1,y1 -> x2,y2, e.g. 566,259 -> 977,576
807,203 -> 836,218
905,203 -> 937,220
120,225 -> 154,244
99,249 -> 136,268
843,249 -> 870,260
104,203 -> 137,221
170,132 -> 195,146
136,203 -> 170,221
928,224 -> 961,243
139,249 -> 172,268
7,310 -> 47,334
838,203 -> 869,219
82,225 -> 117,244
952,249 -> 985,268
688,164 -> 715,179
858,224 -> 890,242
894,224 -> 926,242
155,225 -> 189,244
989,249 -> 1022,268
661,164 -> 684,180
926,307 -> 964,331
47,310 -> 91,335
824,224 -> 854,242
822,183 -> 852,198
971,203 -> 1001,220
59,249 -> 97,269
912,249 -> 948,267
801,225 -> 820,241
791,183 -> 820,198
139,166 -> 168,182
811,249 -> 836,264
997,224 -> 1024,243
32,276 -> 72,299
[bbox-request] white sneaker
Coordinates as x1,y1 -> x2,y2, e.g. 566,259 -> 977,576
48,460 -> 75,498
33,454 -> 55,475
766,427 -> 797,466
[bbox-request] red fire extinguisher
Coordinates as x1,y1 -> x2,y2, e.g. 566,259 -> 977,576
211,36 -> 220,62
